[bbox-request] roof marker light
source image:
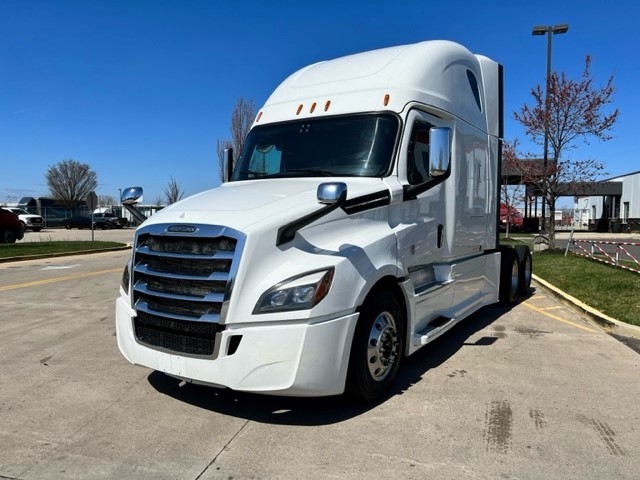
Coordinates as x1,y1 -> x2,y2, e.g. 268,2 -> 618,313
324,100 -> 331,111
296,104 -> 303,115
384,94 -> 390,106
256,112 -> 263,122
310,102 -> 316,113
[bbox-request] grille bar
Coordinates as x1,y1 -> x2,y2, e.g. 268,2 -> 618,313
133,282 -> 225,303
135,300 -> 221,323
134,263 -> 230,282
136,245 -> 235,260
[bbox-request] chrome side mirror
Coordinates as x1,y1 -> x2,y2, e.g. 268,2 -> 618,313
120,187 -> 147,224
429,127 -> 450,177
317,182 -> 347,205
121,187 -> 143,205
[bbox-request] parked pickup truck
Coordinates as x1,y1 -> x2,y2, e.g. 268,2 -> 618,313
93,212 -> 127,228
6,207 -> 44,232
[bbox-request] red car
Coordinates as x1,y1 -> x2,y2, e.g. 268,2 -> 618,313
0,208 -> 25,243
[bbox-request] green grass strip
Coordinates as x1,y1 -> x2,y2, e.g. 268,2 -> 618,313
533,251 -> 640,327
0,241 -> 126,259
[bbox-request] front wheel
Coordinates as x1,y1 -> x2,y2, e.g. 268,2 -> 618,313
346,289 -> 405,403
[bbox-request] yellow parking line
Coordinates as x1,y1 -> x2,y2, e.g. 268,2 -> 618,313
0,268 -> 121,292
541,306 -> 564,312
523,301 -> 596,333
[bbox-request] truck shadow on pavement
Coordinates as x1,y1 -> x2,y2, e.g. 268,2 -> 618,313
147,302 -> 517,426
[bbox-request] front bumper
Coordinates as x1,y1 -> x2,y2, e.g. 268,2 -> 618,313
116,295 -> 359,397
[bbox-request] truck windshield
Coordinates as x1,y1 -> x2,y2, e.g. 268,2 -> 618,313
232,114 -> 399,180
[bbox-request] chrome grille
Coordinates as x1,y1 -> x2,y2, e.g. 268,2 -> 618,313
131,224 -> 244,357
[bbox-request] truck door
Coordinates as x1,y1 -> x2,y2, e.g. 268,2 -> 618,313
396,109 -> 454,332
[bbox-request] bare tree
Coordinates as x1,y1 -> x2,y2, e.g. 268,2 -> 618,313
98,194 -> 116,208
162,175 -> 184,205
513,55 -> 618,248
46,159 -> 98,213
217,97 -> 257,181
2,194 -> 17,205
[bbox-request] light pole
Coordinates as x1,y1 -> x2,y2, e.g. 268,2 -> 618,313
532,23 -> 568,233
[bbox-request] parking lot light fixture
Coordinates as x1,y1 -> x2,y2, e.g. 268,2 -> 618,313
531,23 -> 569,234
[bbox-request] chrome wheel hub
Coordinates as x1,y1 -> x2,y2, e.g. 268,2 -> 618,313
367,312 -> 399,381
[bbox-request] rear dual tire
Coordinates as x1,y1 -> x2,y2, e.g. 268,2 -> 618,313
499,245 -> 532,305
514,245 -> 532,296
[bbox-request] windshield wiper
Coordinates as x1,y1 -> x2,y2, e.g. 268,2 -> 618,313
239,170 -> 267,178
286,168 -> 334,177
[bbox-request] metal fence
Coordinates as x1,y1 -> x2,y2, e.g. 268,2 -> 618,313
570,239 -> 640,275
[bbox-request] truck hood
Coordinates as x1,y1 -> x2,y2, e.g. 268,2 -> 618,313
143,178 -> 388,235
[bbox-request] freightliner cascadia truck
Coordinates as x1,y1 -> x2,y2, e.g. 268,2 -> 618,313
116,40 -> 532,402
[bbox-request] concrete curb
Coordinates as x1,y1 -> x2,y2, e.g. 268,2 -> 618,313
532,273 -> 640,339
0,245 -> 131,264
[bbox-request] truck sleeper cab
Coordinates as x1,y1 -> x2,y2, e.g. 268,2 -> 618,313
116,40 -> 531,402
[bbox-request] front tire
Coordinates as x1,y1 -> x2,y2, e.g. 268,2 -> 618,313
346,289 -> 405,403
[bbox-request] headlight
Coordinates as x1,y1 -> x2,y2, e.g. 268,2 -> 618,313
121,262 -> 131,294
253,268 -> 334,314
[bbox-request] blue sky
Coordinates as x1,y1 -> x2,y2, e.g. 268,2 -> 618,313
1,0 -> 637,205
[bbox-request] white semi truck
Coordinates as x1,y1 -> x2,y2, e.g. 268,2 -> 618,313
116,40 -> 532,402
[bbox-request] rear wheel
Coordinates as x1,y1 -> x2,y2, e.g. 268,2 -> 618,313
514,245 -> 532,295
499,248 -> 520,305
346,289 -> 405,403
1,229 -> 17,244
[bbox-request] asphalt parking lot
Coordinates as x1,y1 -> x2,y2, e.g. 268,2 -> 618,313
0,244 -> 639,479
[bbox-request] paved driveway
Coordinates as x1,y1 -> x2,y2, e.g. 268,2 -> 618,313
0,250 -> 638,479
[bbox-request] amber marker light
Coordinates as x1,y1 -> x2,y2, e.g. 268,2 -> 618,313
383,94 -> 390,106
324,100 -> 331,111
256,112 -> 263,122
310,102 -> 317,113
296,104 -> 303,115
